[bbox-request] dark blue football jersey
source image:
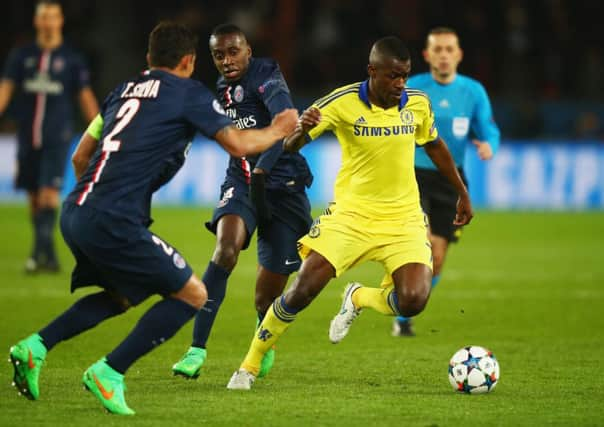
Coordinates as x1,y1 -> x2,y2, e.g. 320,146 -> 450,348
65,69 -> 233,225
2,43 -> 91,148
216,57 -> 312,191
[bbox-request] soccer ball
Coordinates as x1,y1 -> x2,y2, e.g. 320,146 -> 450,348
448,345 -> 499,394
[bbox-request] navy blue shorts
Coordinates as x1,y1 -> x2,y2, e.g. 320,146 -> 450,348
205,178 -> 312,275
15,142 -> 71,191
61,202 -> 193,305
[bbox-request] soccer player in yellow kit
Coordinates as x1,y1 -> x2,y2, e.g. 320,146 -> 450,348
226,36 -> 473,390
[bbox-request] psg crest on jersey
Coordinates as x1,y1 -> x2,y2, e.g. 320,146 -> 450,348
233,85 -> 244,103
173,253 -> 186,269
400,109 -> 414,125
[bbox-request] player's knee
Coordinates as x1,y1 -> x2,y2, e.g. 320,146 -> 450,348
397,285 -> 430,317
191,282 -> 208,310
188,288 -> 207,310
397,297 -> 427,317
38,187 -> 60,208
213,245 -> 239,271
175,275 -> 208,310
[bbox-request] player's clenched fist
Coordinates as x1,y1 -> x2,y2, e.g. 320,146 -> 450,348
298,107 -> 322,132
282,106 -> 322,152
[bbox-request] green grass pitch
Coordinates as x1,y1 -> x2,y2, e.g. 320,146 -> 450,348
0,204 -> 602,426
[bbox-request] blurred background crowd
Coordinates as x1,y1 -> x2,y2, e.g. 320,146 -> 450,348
1,0 -> 602,139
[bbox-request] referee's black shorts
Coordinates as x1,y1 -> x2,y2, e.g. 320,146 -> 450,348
415,167 -> 468,243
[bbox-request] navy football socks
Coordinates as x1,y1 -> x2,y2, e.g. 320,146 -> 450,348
191,261 -> 230,348
33,207 -> 58,263
31,210 -> 43,261
106,298 -> 197,374
38,291 -> 126,351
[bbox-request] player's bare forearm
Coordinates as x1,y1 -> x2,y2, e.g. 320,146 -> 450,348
424,139 -> 473,225
283,126 -> 307,152
78,87 -> 100,123
215,108 -> 298,157
72,132 -> 99,181
215,126 -> 269,157
0,79 -> 15,116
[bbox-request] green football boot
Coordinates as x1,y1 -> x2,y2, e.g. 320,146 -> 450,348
258,346 -> 275,379
172,347 -> 207,379
9,333 -> 47,400
82,359 -> 135,415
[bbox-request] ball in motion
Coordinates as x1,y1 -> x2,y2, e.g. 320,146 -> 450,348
448,345 -> 499,394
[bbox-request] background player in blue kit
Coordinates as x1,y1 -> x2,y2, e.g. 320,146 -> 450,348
392,27 -> 500,336
0,0 -> 99,273
8,21 -> 298,415
172,24 -> 313,380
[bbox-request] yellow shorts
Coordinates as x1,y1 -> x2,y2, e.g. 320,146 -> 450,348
299,207 -> 432,277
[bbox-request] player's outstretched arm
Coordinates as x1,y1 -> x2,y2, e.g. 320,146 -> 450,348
423,138 -> 473,225
214,108 -> 298,157
283,107 -> 321,152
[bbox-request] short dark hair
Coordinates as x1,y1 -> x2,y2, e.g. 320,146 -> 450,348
35,0 -> 62,12
148,21 -> 198,68
426,27 -> 459,46
210,23 -> 246,39
36,0 -> 61,7
370,36 -> 410,63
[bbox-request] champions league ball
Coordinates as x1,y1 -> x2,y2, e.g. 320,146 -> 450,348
448,346 -> 500,394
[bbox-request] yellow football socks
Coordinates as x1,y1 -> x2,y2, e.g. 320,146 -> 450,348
351,285 -> 397,315
241,299 -> 295,375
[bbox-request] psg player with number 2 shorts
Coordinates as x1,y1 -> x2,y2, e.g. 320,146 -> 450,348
8,21 -> 297,415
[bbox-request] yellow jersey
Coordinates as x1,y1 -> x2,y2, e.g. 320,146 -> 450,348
308,80 -> 438,218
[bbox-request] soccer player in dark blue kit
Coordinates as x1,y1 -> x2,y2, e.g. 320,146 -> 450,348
0,0 -> 99,273
8,21 -> 298,415
172,24 -> 313,379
